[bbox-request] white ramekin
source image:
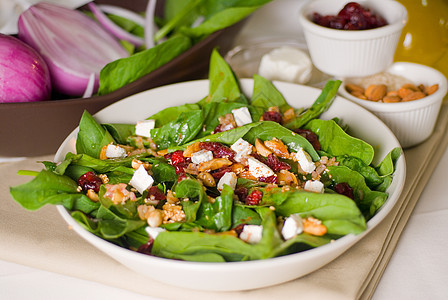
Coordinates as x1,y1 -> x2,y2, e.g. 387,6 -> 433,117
339,62 -> 448,148
298,0 -> 408,77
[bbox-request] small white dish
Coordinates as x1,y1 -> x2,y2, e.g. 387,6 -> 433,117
54,79 -> 405,291
298,0 -> 407,77
339,62 -> 448,148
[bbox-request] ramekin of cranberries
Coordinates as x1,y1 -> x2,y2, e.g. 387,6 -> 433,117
298,0 -> 408,77
312,2 -> 387,30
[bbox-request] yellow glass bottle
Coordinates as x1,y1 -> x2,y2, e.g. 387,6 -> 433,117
394,0 -> 448,79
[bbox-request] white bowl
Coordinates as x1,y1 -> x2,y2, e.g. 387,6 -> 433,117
54,79 -> 405,291
298,0 -> 408,77
339,62 -> 448,148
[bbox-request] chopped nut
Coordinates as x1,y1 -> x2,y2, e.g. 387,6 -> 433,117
255,138 -> 272,157
264,138 -> 289,159
197,172 -> 216,187
86,189 -> 99,202
198,158 -> 232,172
383,95 -> 401,103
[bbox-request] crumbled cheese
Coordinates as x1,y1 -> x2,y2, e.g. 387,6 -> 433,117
232,107 -> 252,127
304,180 -> 324,193
230,138 -> 252,162
240,225 -> 263,244
135,119 -> 155,138
217,172 -> 237,192
191,149 -> 213,164
291,148 -> 315,173
258,46 -> 312,84
129,165 -> 154,194
247,157 -> 275,178
105,144 -> 127,159
282,214 -> 303,240
145,226 -> 166,240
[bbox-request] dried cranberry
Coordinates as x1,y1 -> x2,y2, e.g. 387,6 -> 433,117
313,2 -> 387,30
137,239 -> 154,255
235,187 -> 249,202
199,142 -> 235,160
169,150 -> 186,166
211,166 -> 233,180
266,153 -> 291,172
245,189 -> 263,205
258,174 -> 278,184
78,171 -> 102,193
334,182 -> 354,199
148,186 -> 166,201
294,128 -> 321,151
262,111 -> 282,124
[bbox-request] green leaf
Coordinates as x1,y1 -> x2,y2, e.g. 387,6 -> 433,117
305,119 -> 374,165
98,35 -> 192,95
195,184 -> 234,231
10,170 -> 83,211
284,80 -> 341,129
76,111 -> 115,158
261,188 -> 367,235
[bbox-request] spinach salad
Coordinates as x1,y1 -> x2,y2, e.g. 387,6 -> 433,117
10,49 -> 400,262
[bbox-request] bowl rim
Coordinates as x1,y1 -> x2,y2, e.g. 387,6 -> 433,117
298,0 -> 408,40
338,62 -> 448,112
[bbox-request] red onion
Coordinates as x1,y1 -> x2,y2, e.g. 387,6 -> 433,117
0,33 -> 51,103
88,2 -> 145,48
17,2 -> 129,96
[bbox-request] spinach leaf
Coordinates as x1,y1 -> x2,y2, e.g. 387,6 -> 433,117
251,74 -> 290,110
284,80 -> 341,130
232,204 -> 262,226
305,119 -> 374,165
76,111 -> 115,158
103,124 -> 135,144
202,48 -> 244,104
327,166 -> 389,219
150,109 -> 204,149
152,209 -> 282,262
261,188 -> 366,235
98,35 -> 192,95
195,185 -> 234,231
174,179 -> 207,222
376,147 -> 401,176
148,103 -> 201,127
336,155 -> 384,188
10,170 -> 87,211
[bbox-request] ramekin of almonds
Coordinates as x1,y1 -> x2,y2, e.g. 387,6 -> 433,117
339,62 -> 448,148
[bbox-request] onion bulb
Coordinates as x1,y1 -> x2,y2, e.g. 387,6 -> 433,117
17,2 -> 129,96
0,33 -> 51,103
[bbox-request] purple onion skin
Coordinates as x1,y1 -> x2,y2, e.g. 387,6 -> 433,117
0,34 -> 51,103
17,3 -> 128,97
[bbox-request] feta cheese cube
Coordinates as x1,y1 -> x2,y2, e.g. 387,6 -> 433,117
217,172 -> 237,192
135,119 -> 155,138
191,149 -> 213,164
232,107 -> 252,127
304,180 -> 324,193
230,138 -> 252,162
258,46 -> 312,84
145,226 -> 166,240
281,214 -> 303,240
248,157 -> 274,178
291,148 -> 315,174
105,144 -> 127,159
129,165 -> 154,194
239,225 -> 263,244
